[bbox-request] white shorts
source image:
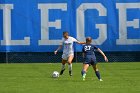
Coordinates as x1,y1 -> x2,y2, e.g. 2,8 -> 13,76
62,53 -> 74,60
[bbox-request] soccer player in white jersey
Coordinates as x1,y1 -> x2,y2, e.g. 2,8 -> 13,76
54,32 -> 85,76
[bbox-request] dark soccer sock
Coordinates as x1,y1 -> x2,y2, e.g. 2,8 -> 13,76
81,70 -> 86,76
95,71 -> 101,79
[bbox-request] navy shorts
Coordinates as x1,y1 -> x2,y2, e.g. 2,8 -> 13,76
83,56 -> 97,65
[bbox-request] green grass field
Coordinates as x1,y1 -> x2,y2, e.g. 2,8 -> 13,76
0,62 -> 140,93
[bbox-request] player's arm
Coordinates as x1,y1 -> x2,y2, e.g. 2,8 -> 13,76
76,41 -> 86,44
97,48 -> 108,62
54,43 -> 63,55
72,37 -> 86,44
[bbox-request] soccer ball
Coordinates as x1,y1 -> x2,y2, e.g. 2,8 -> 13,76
52,71 -> 59,78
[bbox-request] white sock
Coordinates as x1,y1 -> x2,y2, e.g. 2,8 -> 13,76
61,64 -> 65,70
68,64 -> 72,71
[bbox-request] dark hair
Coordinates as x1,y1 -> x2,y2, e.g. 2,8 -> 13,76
86,37 -> 92,43
63,31 -> 68,35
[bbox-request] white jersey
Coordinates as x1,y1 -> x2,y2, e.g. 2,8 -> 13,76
61,36 -> 78,55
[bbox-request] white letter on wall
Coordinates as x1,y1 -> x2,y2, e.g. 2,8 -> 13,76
116,3 -> 140,45
38,3 -> 67,45
0,4 -> 30,45
76,3 -> 107,45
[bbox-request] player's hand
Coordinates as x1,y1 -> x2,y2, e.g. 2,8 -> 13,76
104,56 -> 108,62
54,51 -> 57,55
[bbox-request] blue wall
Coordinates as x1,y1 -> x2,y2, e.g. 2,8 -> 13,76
0,0 -> 140,52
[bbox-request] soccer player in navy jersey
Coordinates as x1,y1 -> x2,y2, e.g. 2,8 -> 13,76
81,37 -> 108,81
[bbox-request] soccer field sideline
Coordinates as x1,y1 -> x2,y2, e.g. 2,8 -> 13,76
0,62 -> 140,93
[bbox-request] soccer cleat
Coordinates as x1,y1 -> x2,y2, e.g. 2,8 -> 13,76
99,79 -> 103,81
60,69 -> 65,75
82,73 -> 86,81
69,71 -> 72,76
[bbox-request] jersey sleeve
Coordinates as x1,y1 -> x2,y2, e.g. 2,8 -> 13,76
93,46 -> 98,50
71,37 -> 78,42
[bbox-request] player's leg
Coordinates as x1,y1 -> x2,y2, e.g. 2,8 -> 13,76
60,54 -> 67,75
67,54 -> 74,76
60,59 -> 67,75
81,64 -> 89,81
92,64 -> 103,81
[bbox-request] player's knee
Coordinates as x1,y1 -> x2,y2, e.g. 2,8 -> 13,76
62,61 -> 66,65
93,66 -> 98,71
68,61 -> 72,65
68,63 -> 71,65
95,68 -> 99,71
62,63 -> 65,65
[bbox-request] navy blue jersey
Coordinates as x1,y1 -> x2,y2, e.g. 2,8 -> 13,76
82,44 -> 98,56
82,44 -> 98,65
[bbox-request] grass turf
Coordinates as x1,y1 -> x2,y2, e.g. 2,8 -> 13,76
0,62 -> 140,93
